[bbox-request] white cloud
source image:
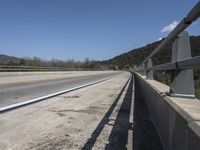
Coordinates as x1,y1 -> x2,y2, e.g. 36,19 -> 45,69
161,21 -> 179,33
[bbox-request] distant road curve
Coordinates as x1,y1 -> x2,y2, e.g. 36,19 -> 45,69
0,71 -> 122,108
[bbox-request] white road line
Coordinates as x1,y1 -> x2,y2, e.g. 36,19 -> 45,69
0,75 -> 119,113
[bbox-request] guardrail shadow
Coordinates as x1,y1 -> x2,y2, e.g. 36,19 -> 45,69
133,77 -> 163,150
82,74 -> 133,150
104,75 -> 133,150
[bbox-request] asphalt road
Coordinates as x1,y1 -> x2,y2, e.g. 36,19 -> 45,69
0,71 -> 121,107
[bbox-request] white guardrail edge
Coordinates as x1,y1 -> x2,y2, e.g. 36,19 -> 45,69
0,74 -> 121,113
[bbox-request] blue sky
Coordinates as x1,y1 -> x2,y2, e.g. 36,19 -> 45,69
0,0 -> 199,61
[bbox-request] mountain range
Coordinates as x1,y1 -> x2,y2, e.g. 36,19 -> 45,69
0,35 -> 200,69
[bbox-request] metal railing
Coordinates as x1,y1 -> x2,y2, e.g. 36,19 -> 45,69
0,65 -> 75,71
136,1 -> 200,99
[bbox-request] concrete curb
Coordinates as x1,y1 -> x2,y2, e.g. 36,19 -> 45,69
134,72 -> 200,150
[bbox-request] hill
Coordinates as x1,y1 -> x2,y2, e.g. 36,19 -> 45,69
0,54 -> 22,65
1,36 -> 200,69
107,36 -> 200,69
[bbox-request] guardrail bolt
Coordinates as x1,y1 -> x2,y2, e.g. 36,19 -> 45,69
169,31 -> 195,98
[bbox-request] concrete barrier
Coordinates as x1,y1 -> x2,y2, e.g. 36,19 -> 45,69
134,73 -> 200,150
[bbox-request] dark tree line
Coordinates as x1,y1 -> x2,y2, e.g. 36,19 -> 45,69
20,57 -> 109,70
107,36 -> 200,69
0,56 -> 109,71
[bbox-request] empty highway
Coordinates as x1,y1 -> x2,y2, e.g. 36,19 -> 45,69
0,71 -> 121,108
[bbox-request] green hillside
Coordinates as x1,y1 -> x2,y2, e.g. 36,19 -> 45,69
107,36 -> 200,69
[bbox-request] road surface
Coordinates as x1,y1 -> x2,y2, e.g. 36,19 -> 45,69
0,71 -> 121,107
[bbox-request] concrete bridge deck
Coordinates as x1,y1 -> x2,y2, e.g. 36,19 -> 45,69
0,71 -> 199,150
0,72 -> 164,150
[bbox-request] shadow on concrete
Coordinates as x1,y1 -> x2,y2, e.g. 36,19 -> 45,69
82,74 -> 133,150
104,74 -> 133,150
133,76 -> 164,150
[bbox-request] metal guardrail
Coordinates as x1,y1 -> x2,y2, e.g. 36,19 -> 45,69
136,1 -> 200,99
140,2 -> 200,66
0,65 -> 75,71
143,55 -> 200,71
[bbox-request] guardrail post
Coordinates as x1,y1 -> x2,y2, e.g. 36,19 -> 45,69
141,64 -> 146,76
136,66 -> 141,74
146,58 -> 154,79
169,31 -> 195,98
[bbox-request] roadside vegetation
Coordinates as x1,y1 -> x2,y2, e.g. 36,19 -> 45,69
0,56 -> 108,71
